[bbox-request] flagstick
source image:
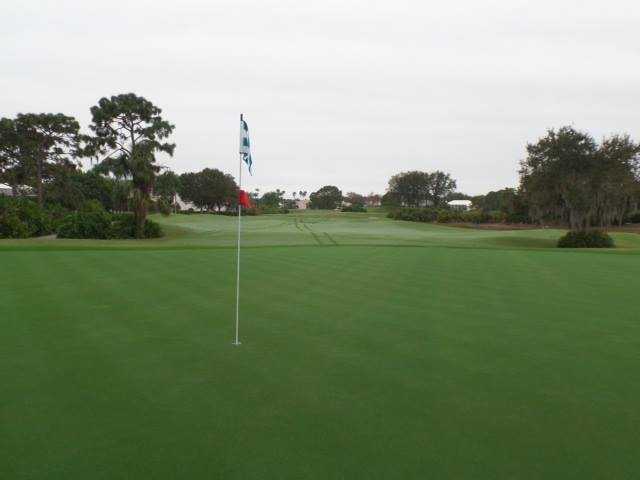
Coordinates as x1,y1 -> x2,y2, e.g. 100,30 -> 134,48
234,114 -> 243,346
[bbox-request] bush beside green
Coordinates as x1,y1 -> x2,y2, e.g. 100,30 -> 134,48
557,230 -> 614,248
0,197 -> 54,238
56,203 -> 163,239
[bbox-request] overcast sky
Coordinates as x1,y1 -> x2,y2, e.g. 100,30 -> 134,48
2,0 -> 639,196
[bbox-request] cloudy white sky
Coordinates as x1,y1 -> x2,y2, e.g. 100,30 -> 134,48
2,0 -> 639,196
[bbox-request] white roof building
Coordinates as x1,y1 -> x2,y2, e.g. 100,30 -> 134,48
0,184 -> 13,196
447,199 -> 473,210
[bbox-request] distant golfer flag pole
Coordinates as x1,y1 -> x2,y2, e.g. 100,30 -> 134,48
234,114 -> 253,345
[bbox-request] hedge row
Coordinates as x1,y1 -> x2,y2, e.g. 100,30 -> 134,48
1,197 -> 163,239
387,208 -> 528,224
57,210 -> 162,239
341,204 -> 367,212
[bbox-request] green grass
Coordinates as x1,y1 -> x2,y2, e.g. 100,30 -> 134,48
1,211 -> 639,478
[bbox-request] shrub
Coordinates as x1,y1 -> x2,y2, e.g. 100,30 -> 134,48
388,208 -> 438,222
108,214 -> 136,238
57,210 -> 112,239
0,197 -> 54,238
625,211 -> 640,224
557,230 -> 614,248
341,204 -> 367,212
57,203 -> 163,239
45,203 -> 70,227
0,211 -> 30,238
436,209 -> 458,223
157,198 -> 172,216
143,218 -> 163,238
261,206 -> 288,214
109,214 -> 163,239
461,210 -> 491,224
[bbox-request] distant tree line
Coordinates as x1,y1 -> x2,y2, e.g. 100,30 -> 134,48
381,171 -> 457,208
383,126 -> 640,247
3,110 -> 639,245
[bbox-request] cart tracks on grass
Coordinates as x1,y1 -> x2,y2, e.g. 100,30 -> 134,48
295,216 -> 338,246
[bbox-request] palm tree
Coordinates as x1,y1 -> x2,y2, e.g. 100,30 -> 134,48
85,93 -> 175,238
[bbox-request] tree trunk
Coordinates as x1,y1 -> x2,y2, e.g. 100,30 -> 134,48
36,158 -> 43,206
133,190 -> 148,239
134,202 -> 146,238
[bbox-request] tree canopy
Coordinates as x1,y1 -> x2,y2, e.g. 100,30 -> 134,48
155,170 -> 181,203
0,113 -> 81,204
386,170 -> 457,207
85,93 -> 175,237
309,185 -> 342,209
344,192 -> 365,206
260,189 -> 285,208
178,168 -> 237,211
520,127 -> 640,230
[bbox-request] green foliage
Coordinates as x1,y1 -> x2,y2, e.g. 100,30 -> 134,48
261,206 -> 289,214
283,198 -> 298,209
260,190 -> 285,208
437,209 -> 492,224
341,204 -> 367,212
521,127 -> 640,230
0,196 -> 53,238
44,169 -> 116,211
381,191 -> 399,208
109,214 -> 163,239
0,113 -> 81,205
446,192 -> 472,201
57,210 -> 112,239
309,185 -> 342,209
85,93 -> 175,238
388,207 -> 509,224
625,211 -> 640,223
57,202 -> 163,239
344,192 -> 365,206
155,170 -> 181,208
557,230 -> 614,248
387,208 -> 439,222
178,169 -> 237,211
387,170 -> 457,208
157,198 -> 173,216
473,188 -> 530,223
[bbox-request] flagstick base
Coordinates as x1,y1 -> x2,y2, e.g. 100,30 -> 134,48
232,341 -> 241,346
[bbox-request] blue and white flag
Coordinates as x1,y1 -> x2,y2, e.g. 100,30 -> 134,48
239,115 -> 253,174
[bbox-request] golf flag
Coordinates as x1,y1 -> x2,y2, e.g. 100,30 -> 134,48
239,116 -> 253,174
238,189 -> 251,208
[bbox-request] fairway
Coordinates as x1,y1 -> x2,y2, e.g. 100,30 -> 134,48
2,212 -> 639,479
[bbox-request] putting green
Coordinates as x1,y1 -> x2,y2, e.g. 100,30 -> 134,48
1,212 -> 639,479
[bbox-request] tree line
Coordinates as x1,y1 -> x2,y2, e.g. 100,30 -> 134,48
1,93 -> 175,238
382,127 -> 640,246
3,104 -> 639,244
